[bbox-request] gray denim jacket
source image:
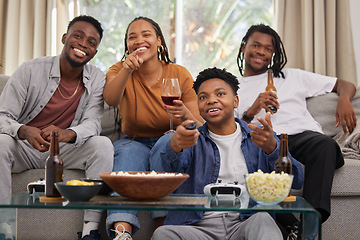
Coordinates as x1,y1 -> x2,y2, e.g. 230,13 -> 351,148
0,55 -> 105,147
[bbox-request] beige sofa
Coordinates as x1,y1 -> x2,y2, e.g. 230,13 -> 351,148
306,91 -> 360,240
2,73 -> 360,239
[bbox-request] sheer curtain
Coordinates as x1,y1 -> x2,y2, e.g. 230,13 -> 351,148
274,0 -> 357,85
0,0 -> 78,75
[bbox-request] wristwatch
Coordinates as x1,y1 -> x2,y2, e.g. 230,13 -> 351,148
242,110 -> 254,122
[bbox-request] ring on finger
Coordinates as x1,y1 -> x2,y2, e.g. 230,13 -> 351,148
266,98 -> 270,103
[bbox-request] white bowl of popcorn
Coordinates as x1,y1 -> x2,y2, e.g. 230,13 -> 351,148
99,171 -> 189,201
245,170 -> 293,205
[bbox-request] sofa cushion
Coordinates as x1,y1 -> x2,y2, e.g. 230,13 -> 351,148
331,159 -> 360,196
306,89 -> 360,196
101,104 -> 122,143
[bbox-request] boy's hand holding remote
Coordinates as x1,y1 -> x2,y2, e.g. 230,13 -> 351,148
170,120 -> 199,153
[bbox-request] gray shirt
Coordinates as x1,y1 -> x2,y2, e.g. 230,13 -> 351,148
0,55 -> 106,147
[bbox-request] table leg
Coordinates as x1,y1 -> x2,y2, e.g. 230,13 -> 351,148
0,208 -> 16,240
302,210 -> 322,240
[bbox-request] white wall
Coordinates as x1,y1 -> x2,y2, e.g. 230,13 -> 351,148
349,0 -> 360,86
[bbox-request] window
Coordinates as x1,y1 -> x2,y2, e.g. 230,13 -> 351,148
79,0 -> 272,78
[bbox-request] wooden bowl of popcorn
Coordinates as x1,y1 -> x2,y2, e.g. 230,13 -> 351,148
245,170 -> 293,205
99,171 -> 189,201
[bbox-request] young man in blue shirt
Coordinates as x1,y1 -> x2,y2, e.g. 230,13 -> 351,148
151,67 -> 304,240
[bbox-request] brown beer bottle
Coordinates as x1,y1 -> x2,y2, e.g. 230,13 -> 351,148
275,134 -> 292,175
265,68 -> 277,113
45,131 -> 63,197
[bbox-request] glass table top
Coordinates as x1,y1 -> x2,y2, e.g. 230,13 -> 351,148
0,192 -> 321,239
0,192 -> 316,213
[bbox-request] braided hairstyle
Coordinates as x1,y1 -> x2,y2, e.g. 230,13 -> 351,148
237,24 -> 287,78
122,16 -> 172,64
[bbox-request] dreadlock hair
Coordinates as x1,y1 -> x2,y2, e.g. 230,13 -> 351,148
193,67 -> 239,95
122,16 -> 172,64
67,15 -> 103,42
237,24 -> 287,78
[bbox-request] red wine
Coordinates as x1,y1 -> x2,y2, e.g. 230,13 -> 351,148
162,96 -> 180,106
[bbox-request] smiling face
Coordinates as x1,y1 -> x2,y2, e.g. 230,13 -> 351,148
61,21 -> 100,68
126,19 -> 161,62
241,31 -> 274,77
197,78 -> 239,135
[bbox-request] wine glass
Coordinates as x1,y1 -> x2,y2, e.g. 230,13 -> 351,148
161,78 -> 181,132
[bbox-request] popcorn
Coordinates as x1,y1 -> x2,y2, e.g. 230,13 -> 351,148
110,170 -> 183,177
245,170 -> 293,204
66,179 -> 94,186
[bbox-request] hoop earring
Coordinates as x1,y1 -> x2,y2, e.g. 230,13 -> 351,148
157,45 -> 165,54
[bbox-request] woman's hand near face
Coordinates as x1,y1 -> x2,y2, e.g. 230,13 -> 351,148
123,49 -> 144,73
104,49 -> 146,106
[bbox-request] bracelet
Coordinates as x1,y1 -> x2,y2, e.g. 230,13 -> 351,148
242,110 -> 254,122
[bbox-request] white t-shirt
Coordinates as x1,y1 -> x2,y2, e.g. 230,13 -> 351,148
208,122 -> 248,185
203,122 -> 249,216
235,68 -> 337,135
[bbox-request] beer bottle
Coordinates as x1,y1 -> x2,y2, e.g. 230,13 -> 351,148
265,68 -> 277,113
275,133 -> 292,175
45,131 -> 63,197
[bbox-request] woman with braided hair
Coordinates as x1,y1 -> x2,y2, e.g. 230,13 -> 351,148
104,16 -> 203,240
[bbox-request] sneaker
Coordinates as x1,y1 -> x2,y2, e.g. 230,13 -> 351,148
112,224 -> 133,240
77,230 -> 101,240
114,231 -> 133,240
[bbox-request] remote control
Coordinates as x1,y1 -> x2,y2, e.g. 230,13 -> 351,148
27,179 -> 45,194
203,181 -> 245,198
185,122 -> 197,130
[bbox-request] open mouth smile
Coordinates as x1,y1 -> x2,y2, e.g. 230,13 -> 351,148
252,56 -> 266,63
208,108 -> 219,113
73,48 -> 86,57
135,46 -> 148,53
206,108 -> 222,116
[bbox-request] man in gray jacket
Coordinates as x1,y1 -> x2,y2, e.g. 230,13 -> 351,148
0,15 -> 113,240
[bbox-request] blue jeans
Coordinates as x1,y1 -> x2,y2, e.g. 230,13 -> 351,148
106,133 -> 172,236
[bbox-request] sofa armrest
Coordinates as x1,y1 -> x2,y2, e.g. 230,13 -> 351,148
306,88 -> 360,137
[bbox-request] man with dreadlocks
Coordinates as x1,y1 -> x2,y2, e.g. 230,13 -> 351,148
235,24 -> 357,239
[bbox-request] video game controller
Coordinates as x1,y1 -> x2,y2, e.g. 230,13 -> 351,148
205,195 -> 244,209
203,180 -> 245,198
27,178 -> 45,194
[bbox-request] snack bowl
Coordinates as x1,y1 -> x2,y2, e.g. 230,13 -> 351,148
245,170 -> 293,205
81,178 -> 114,196
99,171 -> 189,201
55,181 -> 102,201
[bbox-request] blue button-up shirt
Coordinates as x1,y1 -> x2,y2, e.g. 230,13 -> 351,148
160,118 -> 304,225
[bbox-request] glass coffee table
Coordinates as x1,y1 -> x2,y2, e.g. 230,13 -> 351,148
0,192 -> 321,239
